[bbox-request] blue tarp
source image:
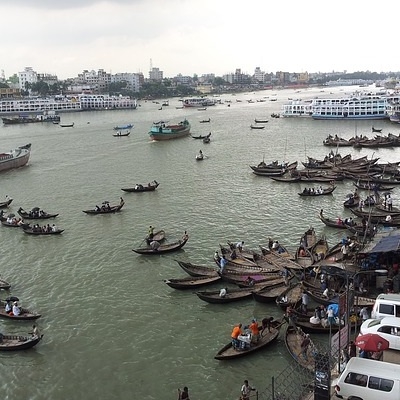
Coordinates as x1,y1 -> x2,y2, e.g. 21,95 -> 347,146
368,234 -> 400,253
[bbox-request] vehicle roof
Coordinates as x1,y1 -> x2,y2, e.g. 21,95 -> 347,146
343,357 -> 400,378
362,316 -> 400,327
376,293 -> 400,301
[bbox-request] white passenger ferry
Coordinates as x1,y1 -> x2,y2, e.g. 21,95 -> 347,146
281,100 -> 313,117
182,97 -> 217,108
311,95 -> 389,120
282,94 -> 400,120
0,94 -> 137,115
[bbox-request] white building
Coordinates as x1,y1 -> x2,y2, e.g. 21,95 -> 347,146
18,67 -> 37,90
112,73 -> 142,93
149,67 -> 163,81
254,67 -> 265,83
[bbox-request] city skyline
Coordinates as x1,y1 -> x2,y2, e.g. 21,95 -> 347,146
1,0 -> 400,80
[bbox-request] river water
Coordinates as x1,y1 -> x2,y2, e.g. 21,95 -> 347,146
1,86 -> 399,400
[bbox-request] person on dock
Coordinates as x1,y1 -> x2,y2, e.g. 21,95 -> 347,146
240,380 -> 256,400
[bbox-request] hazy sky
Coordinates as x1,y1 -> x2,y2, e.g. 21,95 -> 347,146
1,0 -> 399,80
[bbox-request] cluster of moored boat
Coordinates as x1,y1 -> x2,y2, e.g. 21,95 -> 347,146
162,232 -> 374,363
250,151 -> 400,187
323,130 -> 400,149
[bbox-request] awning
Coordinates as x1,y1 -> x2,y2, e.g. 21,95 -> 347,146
367,234 -> 400,253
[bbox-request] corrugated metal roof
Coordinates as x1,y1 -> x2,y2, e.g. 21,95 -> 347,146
366,233 -> 400,253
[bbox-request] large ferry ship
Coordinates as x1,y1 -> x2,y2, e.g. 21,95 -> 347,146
182,97 -> 217,108
281,100 -> 313,117
282,94 -> 400,120
311,95 -> 389,120
0,94 -> 137,115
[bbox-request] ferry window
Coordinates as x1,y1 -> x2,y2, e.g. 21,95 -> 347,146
368,377 -> 394,392
396,305 -> 400,317
380,304 -> 394,315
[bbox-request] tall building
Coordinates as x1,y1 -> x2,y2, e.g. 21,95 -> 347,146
112,73 -> 142,93
149,67 -> 163,82
18,67 -> 37,90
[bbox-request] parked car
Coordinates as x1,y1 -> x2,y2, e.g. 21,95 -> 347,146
359,316 -> 400,351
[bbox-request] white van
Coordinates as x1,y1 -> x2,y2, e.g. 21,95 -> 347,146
334,357 -> 400,400
371,293 -> 400,319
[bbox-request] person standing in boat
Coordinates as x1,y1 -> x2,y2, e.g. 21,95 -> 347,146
182,231 -> 189,241
147,226 -> 154,245
177,386 -> 189,400
219,255 -> 227,273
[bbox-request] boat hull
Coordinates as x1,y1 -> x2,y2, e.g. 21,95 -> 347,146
0,146 -> 30,172
149,128 -> 190,140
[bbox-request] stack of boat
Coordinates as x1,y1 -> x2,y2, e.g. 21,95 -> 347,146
262,151 -> 400,184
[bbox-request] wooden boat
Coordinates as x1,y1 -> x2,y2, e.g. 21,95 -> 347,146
149,119 -> 190,140
250,124 -> 265,129
0,213 -> 27,228
252,283 -> 288,303
22,226 -> 64,235
350,208 -> 400,220
17,207 -> 59,219
353,182 -> 394,192
164,275 -> 221,289
214,318 -> 285,360
310,236 -> 329,264
0,197 -> 13,208
259,243 -> 294,260
132,238 -> 188,255
294,319 -> 341,334
59,123 -> 74,127
114,123 -> 133,130
220,272 -> 285,286
121,181 -> 159,192
195,286 -> 257,304
146,230 -> 166,243
254,119 -> 269,123
0,301 -> 41,320
113,130 -> 130,137
191,134 -> 209,139
374,202 -> 400,214
298,185 -> 336,196
258,249 -> 303,271
284,325 -> 315,372
270,175 -> 302,183
199,118 -> 210,123
175,261 -> 219,277
295,246 -> 313,267
318,209 -> 351,229
83,199 -> 125,214
343,194 -> 360,208
300,227 -> 317,249
0,278 -> 11,290
195,152 -> 204,161
275,283 -> 303,310
0,334 -> 43,351
0,144 -> 31,173
372,126 -> 382,133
